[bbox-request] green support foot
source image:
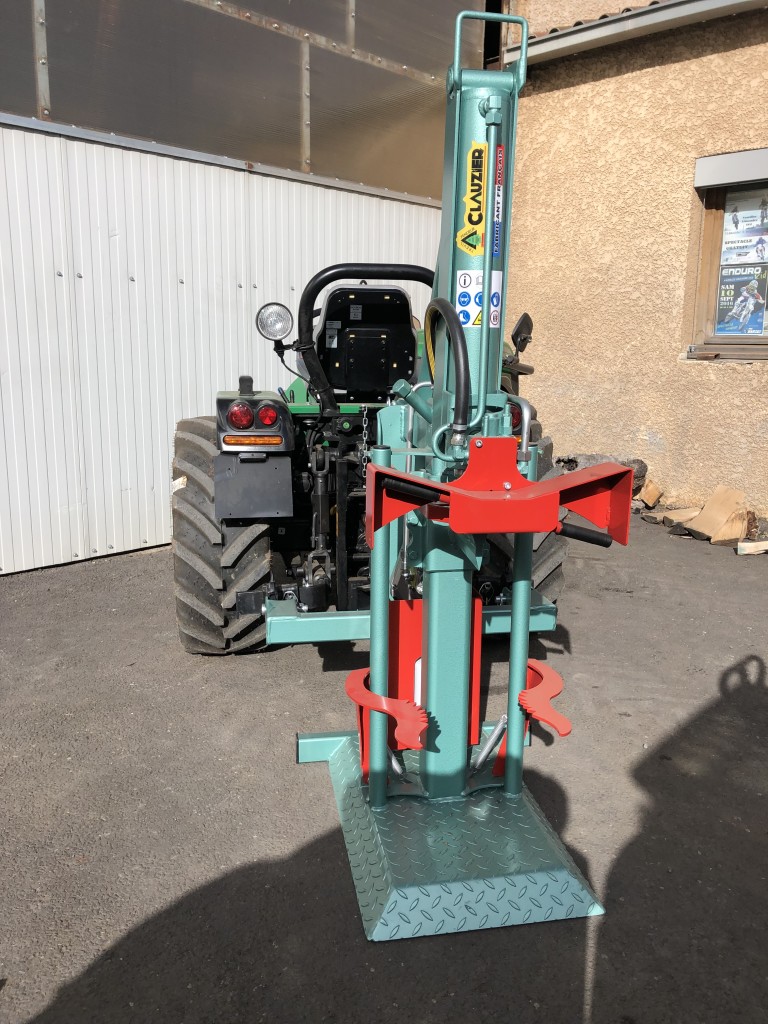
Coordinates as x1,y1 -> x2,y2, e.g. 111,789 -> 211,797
324,736 -> 603,941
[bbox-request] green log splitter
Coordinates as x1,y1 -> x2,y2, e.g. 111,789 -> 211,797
293,12 -> 634,941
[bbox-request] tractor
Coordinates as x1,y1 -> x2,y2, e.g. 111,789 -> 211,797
171,274 -> 564,654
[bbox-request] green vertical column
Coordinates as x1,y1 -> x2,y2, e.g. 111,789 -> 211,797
504,447 -> 538,797
368,445 -> 392,809
421,522 -> 473,800
428,13 -> 528,411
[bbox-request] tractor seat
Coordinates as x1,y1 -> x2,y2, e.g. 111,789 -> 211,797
314,285 -> 417,403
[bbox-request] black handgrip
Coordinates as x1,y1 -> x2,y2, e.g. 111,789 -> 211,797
558,522 -> 613,548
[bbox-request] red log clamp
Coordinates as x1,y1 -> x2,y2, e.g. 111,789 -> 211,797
518,660 -> 572,737
492,659 -> 571,777
366,436 -> 633,546
345,668 -> 429,782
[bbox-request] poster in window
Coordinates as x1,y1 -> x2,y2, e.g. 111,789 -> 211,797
714,263 -> 767,336
720,187 -> 768,264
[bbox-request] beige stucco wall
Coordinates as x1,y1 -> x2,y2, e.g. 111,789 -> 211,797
510,1 -> 615,36
505,11 -> 768,514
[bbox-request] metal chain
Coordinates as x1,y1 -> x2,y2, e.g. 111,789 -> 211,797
361,404 -> 370,472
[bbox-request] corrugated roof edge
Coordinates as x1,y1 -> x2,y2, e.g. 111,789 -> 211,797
503,0 -> 768,66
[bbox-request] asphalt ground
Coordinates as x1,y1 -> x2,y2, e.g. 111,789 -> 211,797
0,518 -> 766,1024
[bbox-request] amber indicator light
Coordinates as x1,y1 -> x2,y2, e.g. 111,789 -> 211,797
222,435 -> 282,446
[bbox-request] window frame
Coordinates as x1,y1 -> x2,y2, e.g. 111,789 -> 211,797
689,182 -> 768,361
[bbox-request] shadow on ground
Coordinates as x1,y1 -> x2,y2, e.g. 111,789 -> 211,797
28,657 -> 767,1024
592,654 -> 768,1024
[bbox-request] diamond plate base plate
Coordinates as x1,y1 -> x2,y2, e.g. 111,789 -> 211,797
326,736 -> 603,942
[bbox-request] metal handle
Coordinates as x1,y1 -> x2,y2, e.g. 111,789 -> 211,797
506,395 -> 532,460
557,522 -> 613,548
471,715 -> 507,774
453,12 -> 529,85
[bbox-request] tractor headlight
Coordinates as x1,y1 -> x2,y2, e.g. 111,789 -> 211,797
256,302 -> 294,342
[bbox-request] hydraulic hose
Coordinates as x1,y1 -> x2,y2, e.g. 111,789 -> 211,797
424,297 -> 470,438
295,343 -> 338,415
296,263 -> 435,416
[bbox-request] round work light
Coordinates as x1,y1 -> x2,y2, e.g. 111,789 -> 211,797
256,302 -> 294,342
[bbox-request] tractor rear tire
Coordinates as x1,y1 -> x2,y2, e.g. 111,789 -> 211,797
531,431 -> 568,604
500,371 -> 567,598
172,417 -> 271,654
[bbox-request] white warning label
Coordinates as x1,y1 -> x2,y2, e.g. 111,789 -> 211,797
455,269 -> 503,328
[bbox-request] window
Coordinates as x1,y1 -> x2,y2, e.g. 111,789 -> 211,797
690,180 -> 768,360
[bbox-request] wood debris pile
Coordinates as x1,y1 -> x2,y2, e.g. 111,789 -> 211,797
633,479 -> 767,554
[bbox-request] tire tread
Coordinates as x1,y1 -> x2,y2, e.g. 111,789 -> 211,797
172,417 -> 271,655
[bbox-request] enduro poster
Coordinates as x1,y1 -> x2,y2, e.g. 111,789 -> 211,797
714,263 -> 767,336
720,187 -> 768,265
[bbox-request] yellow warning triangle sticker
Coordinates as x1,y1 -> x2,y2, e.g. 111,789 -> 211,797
472,310 -> 482,326
456,225 -> 484,257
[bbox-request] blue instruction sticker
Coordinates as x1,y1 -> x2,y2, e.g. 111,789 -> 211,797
454,269 -> 504,328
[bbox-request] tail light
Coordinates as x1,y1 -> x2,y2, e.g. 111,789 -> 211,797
227,401 -> 255,430
510,403 -> 522,430
257,404 -> 279,426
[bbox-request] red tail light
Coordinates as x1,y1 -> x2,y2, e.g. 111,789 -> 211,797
510,403 -> 522,429
257,404 -> 279,426
227,401 -> 255,430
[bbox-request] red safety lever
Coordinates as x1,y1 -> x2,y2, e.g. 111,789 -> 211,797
366,436 -> 633,547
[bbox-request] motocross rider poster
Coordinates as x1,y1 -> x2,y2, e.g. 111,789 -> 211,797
715,264 -> 767,336
720,187 -> 768,265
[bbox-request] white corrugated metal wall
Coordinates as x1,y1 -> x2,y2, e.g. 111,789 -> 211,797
0,123 -> 440,574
